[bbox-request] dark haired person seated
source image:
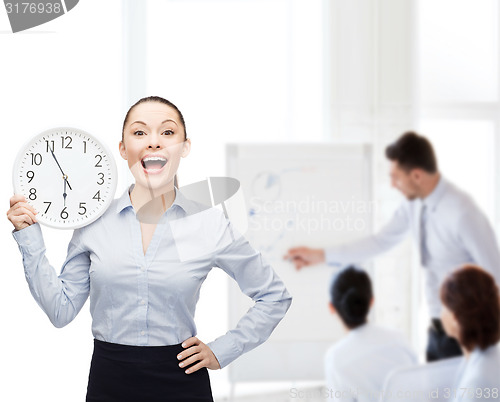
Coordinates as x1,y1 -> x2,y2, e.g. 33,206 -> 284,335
287,131 -> 500,362
440,265 -> 500,402
324,266 -> 416,401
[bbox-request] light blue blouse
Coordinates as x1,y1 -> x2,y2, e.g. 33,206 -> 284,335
451,345 -> 500,402
12,184 -> 292,369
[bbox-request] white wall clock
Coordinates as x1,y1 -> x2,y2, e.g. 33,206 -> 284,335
12,127 -> 118,229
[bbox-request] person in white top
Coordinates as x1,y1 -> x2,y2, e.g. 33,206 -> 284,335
285,132 -> 500,361
324,266 -> 417,402
440,265 -> 500,402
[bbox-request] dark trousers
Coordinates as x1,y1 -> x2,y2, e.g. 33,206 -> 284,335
426,318 -> 463,362
86,339 -> 214,402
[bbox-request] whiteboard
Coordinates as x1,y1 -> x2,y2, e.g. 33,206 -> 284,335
226,143 -> 374,382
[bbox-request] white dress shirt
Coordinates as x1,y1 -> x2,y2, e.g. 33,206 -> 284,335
324,323 -> 417,401
325,176 -> 500,318
12,184 -> 292,369
451,344 -> 500,401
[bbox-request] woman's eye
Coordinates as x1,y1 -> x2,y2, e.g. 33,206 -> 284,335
134,131 -> 145,136
162,130 -> 174,135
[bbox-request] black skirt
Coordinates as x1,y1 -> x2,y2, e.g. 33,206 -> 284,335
86,339 -> 214,402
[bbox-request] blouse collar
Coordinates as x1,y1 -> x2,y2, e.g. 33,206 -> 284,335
115,184 -> 193,215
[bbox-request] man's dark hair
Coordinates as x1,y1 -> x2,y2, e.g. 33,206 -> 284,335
385,131 -> 438,173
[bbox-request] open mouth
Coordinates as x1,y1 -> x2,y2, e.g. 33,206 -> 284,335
141,155 -> 168,174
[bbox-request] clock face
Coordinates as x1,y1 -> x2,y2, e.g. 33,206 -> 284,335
13,127 -> 118,229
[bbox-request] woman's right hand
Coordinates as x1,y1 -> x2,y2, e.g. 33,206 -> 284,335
7,194 -> 38,231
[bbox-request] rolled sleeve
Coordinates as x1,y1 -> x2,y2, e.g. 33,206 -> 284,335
207,217 -> 292,369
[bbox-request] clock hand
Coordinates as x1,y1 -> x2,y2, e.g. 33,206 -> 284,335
63,175 -> 67,207
50,149 -> 73,190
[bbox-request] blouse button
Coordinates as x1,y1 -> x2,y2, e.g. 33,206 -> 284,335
140,266 -> 146,272
140,330 -> 145,336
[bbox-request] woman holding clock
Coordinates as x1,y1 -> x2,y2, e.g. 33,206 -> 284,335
7,96 -> 292,402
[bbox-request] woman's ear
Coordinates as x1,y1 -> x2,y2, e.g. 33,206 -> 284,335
119,140 -> 127,160
181,138 -> 191,158
441,305 -> 460,339
450,312 -> 460,331
328,302 -> 336,315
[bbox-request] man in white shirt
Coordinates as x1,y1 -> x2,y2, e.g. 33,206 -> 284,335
285,132 -> 500,361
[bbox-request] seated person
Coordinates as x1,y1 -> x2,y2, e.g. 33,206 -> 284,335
440,264 -> 500,402
324,266 -> 417,401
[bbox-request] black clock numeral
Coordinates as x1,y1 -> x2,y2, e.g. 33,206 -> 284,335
26,170 -> 35,183
61,136 -> 73,149
83,141 -> 87,154
93,190 -> 101,201
45,140 -> 54,153
43,201 -> 51,214
97,172 -> 104,185
30,153 -> 42,166
28,188 -> 37,200
95,154 -> 103,167
78,202 -> 87,215
60,207 -> 68,220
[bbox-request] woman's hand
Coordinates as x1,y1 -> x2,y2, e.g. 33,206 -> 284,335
177,336 -> 221,374
7,194 -> 38,231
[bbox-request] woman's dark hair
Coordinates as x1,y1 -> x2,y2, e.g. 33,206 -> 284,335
121,96 -> 187,188
330,265 -> 373,329
385,131 -> 438,173
440,265 -> 500,351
